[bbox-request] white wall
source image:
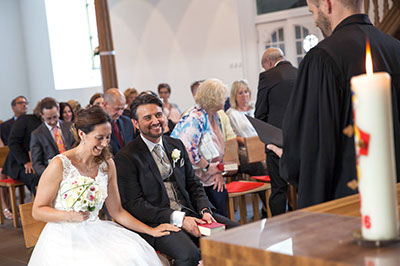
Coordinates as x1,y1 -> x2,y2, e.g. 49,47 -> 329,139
18,0 -> 101,114
0,0 -> 29,121
109,0 -> 248,111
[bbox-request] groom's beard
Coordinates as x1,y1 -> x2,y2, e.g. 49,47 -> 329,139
139,123 -> 164,139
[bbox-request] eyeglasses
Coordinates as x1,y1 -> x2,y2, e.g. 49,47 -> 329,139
16,101 -> 28,105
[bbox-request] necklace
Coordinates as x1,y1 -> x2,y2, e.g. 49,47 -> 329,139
76,152 -> 95,172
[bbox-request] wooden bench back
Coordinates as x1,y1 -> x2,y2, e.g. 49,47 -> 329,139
244,136 -> 266,164
19,202 -> 46,248
0,146 -> 9,168
223,139 -> 240,165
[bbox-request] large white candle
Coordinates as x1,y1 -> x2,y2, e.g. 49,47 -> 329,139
351,47 -> 399,240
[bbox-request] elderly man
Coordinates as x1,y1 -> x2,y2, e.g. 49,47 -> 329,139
30,98 -> 74,177
268,0 -> 400,208
255,48 -> 297,216
103,88 -> 135,155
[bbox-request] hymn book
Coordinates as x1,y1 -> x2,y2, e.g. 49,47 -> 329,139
197,222 -> 226,236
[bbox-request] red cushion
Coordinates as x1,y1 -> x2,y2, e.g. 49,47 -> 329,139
251,175 -> 270,182
226,181 -> 264,193
0,178 -> 21,184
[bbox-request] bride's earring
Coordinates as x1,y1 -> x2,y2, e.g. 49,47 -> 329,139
82,140 -> 85,145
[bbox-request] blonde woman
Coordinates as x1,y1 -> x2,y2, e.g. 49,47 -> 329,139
171,79 -> 230,217
226,79 -> 267,175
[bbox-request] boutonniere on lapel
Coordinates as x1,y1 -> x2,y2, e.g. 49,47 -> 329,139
171,148 -> 184,168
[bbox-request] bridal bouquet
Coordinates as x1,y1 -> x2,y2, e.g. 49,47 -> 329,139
59,176 -> 106,212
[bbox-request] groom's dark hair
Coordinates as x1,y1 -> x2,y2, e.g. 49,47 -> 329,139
130,94 -> 163,121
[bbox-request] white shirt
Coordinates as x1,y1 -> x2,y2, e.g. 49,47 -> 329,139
140,134 -> 186,227
226,107 -> 258,138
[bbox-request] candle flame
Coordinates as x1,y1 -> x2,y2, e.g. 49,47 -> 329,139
365,41 -> 373,76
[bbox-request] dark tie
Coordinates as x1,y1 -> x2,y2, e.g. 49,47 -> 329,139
112,120 -> 125,148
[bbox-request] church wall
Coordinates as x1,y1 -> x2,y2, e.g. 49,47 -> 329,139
0,0 -> 30,121
1,0 -> 260,119
108,0 -> 249,111
18,0 -> 101,114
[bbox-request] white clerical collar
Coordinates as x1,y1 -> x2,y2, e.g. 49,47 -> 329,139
140,134 -> 164,152
274,60 -> 284,67
45,121 -> 61,132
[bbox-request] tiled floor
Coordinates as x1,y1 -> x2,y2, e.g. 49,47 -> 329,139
0,219 -> 30,266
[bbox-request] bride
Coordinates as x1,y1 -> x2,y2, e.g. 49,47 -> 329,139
29,106 -> 179,266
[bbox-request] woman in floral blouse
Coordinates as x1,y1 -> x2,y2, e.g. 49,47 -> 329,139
171,79 -> 229,217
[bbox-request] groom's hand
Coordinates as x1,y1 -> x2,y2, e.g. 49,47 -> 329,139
151,223 -> 180,237
182,216 -> 204,237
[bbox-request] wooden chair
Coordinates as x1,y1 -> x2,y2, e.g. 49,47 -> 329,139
0,146 -> 26,227
226,181 -> 271,224
224,139 -> 271,224
223,139 -> 240,183
0,146 -> 9,167
244,136 -> 297,213
19,202 -> 46,248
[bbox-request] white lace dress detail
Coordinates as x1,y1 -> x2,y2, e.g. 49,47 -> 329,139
28,154 -> 162,266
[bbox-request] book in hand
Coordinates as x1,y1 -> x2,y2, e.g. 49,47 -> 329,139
217,162 -> 238,172
197,221 -> 226,236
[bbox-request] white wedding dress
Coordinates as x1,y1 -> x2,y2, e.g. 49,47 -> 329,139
28,154 -> 162,266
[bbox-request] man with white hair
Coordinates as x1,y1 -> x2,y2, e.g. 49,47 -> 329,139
268,0 -> 400,208
103,88 -> 135,155
255,47 -> 297,216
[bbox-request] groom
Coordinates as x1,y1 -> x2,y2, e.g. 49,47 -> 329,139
115,94 -> 237,266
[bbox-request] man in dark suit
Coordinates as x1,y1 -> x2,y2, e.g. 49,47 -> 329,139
255,48 -> 297,216
30,98 -> 74,176
115,94 -> 237,266
0,96 -> 29,145
1,99 -> 58,194
103,88 -> 135,155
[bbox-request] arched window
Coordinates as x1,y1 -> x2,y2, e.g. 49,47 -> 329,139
265,28 -> 285,55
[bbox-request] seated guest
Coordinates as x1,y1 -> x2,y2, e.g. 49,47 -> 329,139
103,88 -> 135,155
0,96 -> 29,145
188,80 -> 237,144
59,102 -> 75,123
30,98 -> 74,177
226,80 -> 266,176
123,88 -> 138,117
0,95 -> 28,219
67,99 -> 82,115
158,83 -> 182,124
1,98 -> 53,194
115,94 -> 238,266
89,93 -> 104,108
171,79 -> 232,217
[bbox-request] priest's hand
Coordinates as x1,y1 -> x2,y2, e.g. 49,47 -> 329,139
267,144 -> 283,158
182,216 -> 204,237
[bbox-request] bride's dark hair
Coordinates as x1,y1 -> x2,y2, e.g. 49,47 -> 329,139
71,105 -> 113,165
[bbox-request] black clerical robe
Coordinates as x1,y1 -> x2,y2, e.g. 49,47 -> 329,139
280,14 -> 400,208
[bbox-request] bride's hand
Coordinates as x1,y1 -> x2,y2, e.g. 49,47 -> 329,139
150,223 -> 180,237
67,211 -> 90,222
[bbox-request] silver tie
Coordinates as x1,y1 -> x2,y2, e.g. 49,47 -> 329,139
153,144 -> 172,180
